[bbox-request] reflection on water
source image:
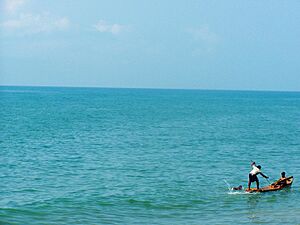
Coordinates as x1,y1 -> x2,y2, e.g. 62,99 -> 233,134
246,188 -> 294,224
247,193 -> 262,223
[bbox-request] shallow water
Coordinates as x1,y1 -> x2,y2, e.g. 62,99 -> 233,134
1,86 -> 300,224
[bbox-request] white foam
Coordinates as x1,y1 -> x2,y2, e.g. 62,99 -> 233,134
227,191 -> 255,195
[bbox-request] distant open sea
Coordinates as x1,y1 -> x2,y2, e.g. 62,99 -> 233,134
1,86 -> 300,224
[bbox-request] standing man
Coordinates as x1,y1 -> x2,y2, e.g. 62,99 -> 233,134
248,161 -> 269,190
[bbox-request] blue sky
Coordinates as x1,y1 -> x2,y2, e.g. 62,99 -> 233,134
1,0 -> 300,91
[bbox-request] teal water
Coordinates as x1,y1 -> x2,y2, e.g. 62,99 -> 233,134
1,86 -> 300,224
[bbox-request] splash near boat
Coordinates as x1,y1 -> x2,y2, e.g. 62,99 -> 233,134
245,176 -> 294,193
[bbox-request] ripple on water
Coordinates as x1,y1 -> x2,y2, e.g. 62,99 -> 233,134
1,87 -> 300,224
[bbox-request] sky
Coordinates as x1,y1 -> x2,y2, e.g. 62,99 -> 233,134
1,0 -> 300,91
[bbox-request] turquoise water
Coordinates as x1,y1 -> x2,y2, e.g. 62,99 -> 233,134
1,86 -> 300,224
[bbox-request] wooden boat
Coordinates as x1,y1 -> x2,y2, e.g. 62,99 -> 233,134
246,176 -> 294,193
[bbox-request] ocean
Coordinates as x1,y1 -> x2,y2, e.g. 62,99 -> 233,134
1,86 -> 300,224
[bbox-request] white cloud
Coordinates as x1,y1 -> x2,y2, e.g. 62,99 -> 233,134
186,25 -> 219,54
187,25 -> 218,43
54,17 -> 70,29
4,0 -> 26,13
0,13 -> 70,34
94,20 -> 127,35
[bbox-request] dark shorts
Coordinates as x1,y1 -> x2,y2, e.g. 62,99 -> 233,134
249,174 -> 258,182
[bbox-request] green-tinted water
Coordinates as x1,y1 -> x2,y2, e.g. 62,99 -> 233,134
1,86 -> 300,224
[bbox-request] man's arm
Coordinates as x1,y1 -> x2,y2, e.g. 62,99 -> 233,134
259,172 -> 269,179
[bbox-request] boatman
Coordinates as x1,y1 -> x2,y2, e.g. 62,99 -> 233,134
272,172 -> 287,187
248,161 -> 269,190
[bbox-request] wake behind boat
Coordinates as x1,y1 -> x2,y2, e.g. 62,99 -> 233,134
245,176 -> 294,193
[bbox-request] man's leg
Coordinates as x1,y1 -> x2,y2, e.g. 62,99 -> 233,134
256,179 -> 260,189
248,175 -> 251,189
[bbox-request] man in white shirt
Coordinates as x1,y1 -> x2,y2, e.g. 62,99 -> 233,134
248,161 -> 269,190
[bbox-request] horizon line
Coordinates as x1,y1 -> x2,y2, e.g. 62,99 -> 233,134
0,84 -> 299,93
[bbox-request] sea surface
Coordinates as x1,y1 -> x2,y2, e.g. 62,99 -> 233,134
1,86 -> 300,225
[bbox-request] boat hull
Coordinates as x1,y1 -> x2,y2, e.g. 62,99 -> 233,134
246,176 -> 293,193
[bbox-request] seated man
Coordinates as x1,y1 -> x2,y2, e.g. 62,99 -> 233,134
280,171 -> 286,180
272,172 -> 287,187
